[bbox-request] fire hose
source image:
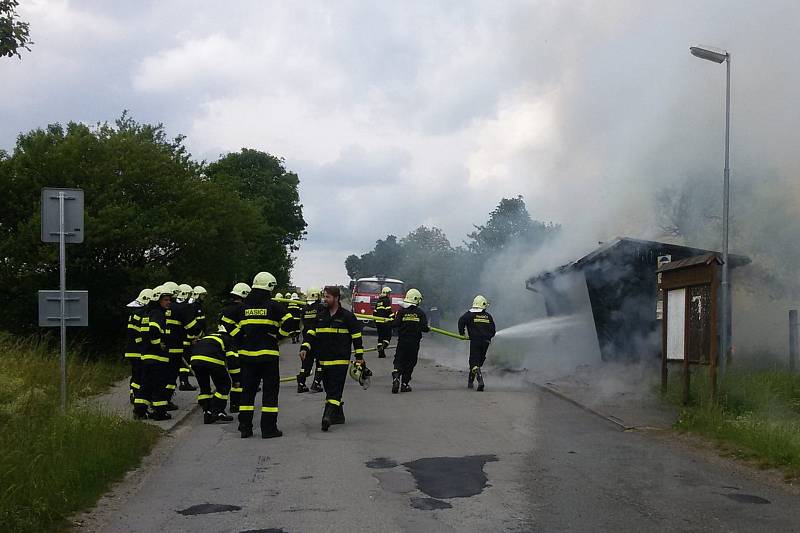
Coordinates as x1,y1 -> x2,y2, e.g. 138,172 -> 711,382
354,313 -> 469,341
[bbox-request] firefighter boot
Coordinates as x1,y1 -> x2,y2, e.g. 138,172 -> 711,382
297,373 -> 309,393
400,382 -> 412,393
377,346 -> 386,359
310,377 -> 323,393
391,371 -> 400,394
468,367 -> 477,389
240,425 -> 254,438
166,401 -> 179,411
321,403 -> 335,432
331,403 -> 345,425
476,368 -> 485,392
216,411 -> 234,422
203,410 -> 215,424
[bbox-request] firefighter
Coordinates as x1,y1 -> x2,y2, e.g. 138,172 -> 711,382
136,286 -> 172,421
190,326 -> 236,424
391,288 -> 429,394
299,285 -> 365,431
189,285 -> 208,337
274,292 -> 284,301
231,271 -> 293,439
219,282 -> 250,412
374,286 -> 394,358
125,288 -> 153,406
297,286 -> 323,393
458,295 -> 496,392
158,281 -> 182,408
175,283 -> 197,391
288,293 -> 303,343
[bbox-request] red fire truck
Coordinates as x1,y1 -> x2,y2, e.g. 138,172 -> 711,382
350,276 -> 406,323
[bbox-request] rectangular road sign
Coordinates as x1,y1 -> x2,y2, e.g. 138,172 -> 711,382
41,187 -> 84,243
38,290 -> 89,327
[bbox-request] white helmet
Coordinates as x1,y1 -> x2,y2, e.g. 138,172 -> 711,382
404,288 -> 423,306
274,292 -> 284,300
192,285 -> 207,300
291,292 -> 299,300
252,271 -> 277,291
306,286 -> 321,303
178,283 -> 193,300
381,286 -> 391,295
231,282 -> 251,298
162,281 -> 179,297
471,295 -> 490,310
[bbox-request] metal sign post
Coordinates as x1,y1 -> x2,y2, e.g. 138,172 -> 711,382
40,188 -> 85,411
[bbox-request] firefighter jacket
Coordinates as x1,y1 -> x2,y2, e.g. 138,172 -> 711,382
125,307 -> 145,360
190,332 -> 237,369
142,305 -> 169,364
188,300 -> 207,338
166,301 -> 192,357
374,295 -> 393,320
302,305 -> 364,366
231,288 -> 292,364
302,300 -> 324,346
218,300 -> 243,378
392,305 -> 430,343
287,300 -> 304,332
458,310 -> 496,340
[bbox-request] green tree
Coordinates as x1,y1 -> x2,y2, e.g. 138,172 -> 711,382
0,114 -> 304,350
466,195 -> 559,255
1,0 -> 32,59
204,148 -> 307,285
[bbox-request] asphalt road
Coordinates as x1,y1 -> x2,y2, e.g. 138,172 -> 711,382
87,338 -> 800,533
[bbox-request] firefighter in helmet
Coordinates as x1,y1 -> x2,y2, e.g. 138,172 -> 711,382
391,288 -> 429,393
458,295 -> 496,391
219,282 -> 250,412
297,286 -> 324,393
374,286 -> 394,358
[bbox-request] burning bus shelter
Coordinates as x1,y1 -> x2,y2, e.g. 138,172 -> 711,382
525,237 -> 750,362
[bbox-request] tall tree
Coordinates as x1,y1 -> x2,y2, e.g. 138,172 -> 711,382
466,195 -> 559,255
1,0 -> 32,59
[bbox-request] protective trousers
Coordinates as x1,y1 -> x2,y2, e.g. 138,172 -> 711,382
299,351 -> 321,384
165,353 -> 181,398
129,359 -> 144,401
138,363 -> 171,416
469,339 -> 490,368
238,360 -> 280,433
321,364 -> 348,407
229,375 -> 242,412
376,324 -> 392,349
192,364 -> 231,414
393,341 -> 421,384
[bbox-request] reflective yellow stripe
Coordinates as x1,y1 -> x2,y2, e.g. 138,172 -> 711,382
166,384 -> 176,390
239,349 -> 280,357
316,327 -> 350,334
301,343 -> 311,350
152,400 -> 168,407
351,332 -> 362,339
230,386 -> 243,393
179,368 -> 191,373
214,392 -> 229,400
150,323 -> 163,332
197,394 -> 213,400
307,330 -> 316,337
130,382 -> 141,389
326,399 -> 341,406
207,336 -> 225,349
240,318 -> 280,327
133,398 -> 150,405
168,348 -> 184,354
166,319 -> 181,325
124,352 -> 141,358
229,368 -> 241,374
142,354 -> 169,362
354,348 -> 364,354
319,359 -> 350,366
190,355 -> 226,366
261,406 -> 279,412
278,328 -> 291,337
186,318 -> 198,329
239,405 -> 254,411
282,313 -> 293,321
221,316 -> 237,325
127,323 -> 139,330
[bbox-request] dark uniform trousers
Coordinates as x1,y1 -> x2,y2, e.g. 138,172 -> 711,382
137,363 -> 171,416
321,363 -> 349,407
238,360 -> 280,432
393,340 -> 421,384
469,339 -> 491,369
376,323 -> 393,349
192,364 -> 231,414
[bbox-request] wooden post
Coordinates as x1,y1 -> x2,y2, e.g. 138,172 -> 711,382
790,310 -> 799,372
683,289 -> 691,405
661,290 -> 669,395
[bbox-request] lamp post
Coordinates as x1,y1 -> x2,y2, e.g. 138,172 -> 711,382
690,45 -> 731,375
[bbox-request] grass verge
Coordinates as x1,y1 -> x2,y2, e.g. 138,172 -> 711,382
665,367 -> 800,480
0,333 -> 161,533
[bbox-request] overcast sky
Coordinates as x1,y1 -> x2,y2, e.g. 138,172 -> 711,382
2,0 -> 798,289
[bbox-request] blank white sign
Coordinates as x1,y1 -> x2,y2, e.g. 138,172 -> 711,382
667,288 -> 686,360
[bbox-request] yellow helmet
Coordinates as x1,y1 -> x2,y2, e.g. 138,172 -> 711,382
192,285 -> 207,300
135,288 -> 154,306
349,361 -> 372,389
231,282 -> 250,298
471,295 -> 490,310
252,271 -> 277,291
306,286 -> 321,302
162,281 -> 179,297
381,286 -> 392,295
178,283 -> 193,300
152,285 -> 170,300
404,288 -> 423,305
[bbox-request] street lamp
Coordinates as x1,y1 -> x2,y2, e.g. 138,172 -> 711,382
690,44 -> 731,375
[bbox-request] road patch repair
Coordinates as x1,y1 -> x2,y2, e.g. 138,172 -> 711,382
368,454 -> 499,511
177,503 -> 242,516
